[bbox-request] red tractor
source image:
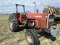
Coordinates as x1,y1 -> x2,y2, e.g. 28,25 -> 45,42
8,4 -> 59,45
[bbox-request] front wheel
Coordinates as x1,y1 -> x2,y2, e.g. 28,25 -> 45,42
25,29 -> 39,45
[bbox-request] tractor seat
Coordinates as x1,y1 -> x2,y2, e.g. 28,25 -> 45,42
21,13 -> 26,18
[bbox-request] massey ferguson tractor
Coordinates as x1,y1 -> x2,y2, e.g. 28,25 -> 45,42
8,4 -> 59,45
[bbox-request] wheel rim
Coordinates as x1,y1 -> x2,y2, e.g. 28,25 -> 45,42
26,32 -> 34,44
9,19 -> 13,29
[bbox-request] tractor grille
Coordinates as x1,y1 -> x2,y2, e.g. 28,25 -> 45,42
38,20 -> 44,26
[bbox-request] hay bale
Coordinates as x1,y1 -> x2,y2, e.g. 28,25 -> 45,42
43,6 -> 60,14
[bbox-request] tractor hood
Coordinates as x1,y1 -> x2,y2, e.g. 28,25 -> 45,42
26,13 -> 47,19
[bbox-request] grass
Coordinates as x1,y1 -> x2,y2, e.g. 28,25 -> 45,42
0,14 -> 25,44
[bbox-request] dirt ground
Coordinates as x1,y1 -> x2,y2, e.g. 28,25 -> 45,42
0,14 -> 60,45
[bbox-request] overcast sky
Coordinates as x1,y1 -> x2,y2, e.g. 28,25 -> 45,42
0,0 -> 60,14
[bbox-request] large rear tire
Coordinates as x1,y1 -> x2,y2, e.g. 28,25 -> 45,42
25,29 -> 39,45
8,14 -> 19,32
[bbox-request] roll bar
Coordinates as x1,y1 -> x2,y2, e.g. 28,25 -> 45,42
15,4 -> 25,13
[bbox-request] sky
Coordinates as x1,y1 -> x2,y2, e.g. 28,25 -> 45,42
0,0 -> 60,14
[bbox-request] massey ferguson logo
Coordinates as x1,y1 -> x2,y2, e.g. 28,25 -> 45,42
35,16 -> 47,18
35,16 -> 42,17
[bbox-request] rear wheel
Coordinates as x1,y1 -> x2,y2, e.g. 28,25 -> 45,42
25,29 -> 39,45
8,14 -> 19,32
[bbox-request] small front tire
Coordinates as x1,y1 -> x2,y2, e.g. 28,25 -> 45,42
25,29 -> 39,45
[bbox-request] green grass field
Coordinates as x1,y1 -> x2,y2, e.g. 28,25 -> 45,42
0,14 -> 60,45
0,14 -> 25,45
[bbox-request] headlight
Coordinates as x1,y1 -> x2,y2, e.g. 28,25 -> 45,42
28,21 -> 35,27
32,22 -> 35,26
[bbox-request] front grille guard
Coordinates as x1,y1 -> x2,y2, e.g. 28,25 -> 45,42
46,14 -> 55,29
46,14 -> 59,37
